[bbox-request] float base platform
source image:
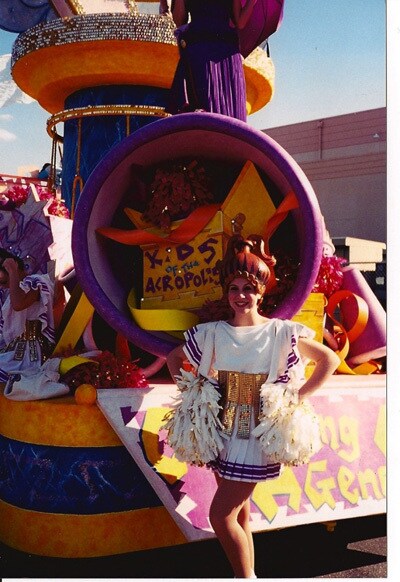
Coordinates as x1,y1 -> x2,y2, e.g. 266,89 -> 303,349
0,374 -> 386,558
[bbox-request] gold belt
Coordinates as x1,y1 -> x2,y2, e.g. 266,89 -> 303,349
218,371 -> 268,439
21,320 -> 42,340
0,320 -> 52,363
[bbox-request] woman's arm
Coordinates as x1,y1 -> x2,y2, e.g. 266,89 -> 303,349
297,337 -> 340,401
159,0 -> 171,15
232,0 -> 258,29
3,258 -> 40,311
171,0 -> 189,26
166,344 -> 187,380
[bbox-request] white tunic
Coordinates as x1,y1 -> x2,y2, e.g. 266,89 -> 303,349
0,273 -> 55,382
183,318 -> 315,482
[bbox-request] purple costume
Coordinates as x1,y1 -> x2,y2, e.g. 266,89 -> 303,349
167,0 -> 247,121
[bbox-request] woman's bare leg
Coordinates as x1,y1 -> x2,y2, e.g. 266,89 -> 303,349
210,477 -> 256,578
238,498 -> 255,572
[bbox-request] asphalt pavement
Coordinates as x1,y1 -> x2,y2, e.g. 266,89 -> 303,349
0,514 -> 386,579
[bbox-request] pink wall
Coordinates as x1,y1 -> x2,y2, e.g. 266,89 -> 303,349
263,108 -> 386,243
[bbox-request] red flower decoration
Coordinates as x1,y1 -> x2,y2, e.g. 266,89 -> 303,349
260,252 -> 299,315
142,159 -> 214,230
3,185 -> 28,206
60,350 -> 149,391
91,350 -> 149,389
2,184 -> 70,218
46,198 -> 70,218
36,185 -> 70,218
313,255 -> 347,297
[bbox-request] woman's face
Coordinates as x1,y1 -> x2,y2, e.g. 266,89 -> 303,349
227,277 -> 262,315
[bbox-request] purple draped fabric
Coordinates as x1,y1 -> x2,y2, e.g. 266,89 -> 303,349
0,0 -> 56,33
238,0 -> 285,59
167,0 -> 247,121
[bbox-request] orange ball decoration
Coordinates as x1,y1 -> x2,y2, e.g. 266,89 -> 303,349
74,383 -> 97,405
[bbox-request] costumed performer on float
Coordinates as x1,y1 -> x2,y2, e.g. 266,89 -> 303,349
166,235 -> 340,579
0,249 -> 55,383
159,0 -> 172,14
167,0 -> 259,120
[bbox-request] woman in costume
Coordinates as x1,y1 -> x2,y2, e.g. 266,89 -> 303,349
0,249 -> 55,383
167,0 -> 259,120
159,0 -> 171,15
166,235 -> 340,578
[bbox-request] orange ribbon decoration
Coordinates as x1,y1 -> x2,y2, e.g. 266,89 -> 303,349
262,190 -> 299,291
97,203 -> 221,247
262,190 -> 298,252
326,290 -> 381,375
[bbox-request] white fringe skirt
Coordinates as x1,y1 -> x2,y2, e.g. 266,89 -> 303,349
210,412 -> 282,483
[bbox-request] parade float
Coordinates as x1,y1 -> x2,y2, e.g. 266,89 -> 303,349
0,0 -> 385,558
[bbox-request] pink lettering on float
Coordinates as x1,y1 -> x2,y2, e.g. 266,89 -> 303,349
97,381 -> 386,541
251,394 -> 386,523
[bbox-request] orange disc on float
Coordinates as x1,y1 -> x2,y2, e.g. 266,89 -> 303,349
11,14 -> 274,115
74,383 -> 97,405
11,14 -> 178,113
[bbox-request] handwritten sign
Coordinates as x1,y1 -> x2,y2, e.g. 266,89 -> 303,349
141,212 -> 229,310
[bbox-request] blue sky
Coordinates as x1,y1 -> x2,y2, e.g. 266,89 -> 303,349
0,0 -> 388,175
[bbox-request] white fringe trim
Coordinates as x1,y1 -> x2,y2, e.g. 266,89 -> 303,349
164,369 -> 225,466
252,382 -> 322,466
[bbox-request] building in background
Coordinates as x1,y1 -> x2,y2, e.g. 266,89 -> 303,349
263,107 -> 386,306
263,107 -> 386,243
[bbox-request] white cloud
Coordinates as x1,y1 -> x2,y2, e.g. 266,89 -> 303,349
0,54 -> 11,73
0,127 -> 16,141
0,113 -> 12,121
0,53 -> 34,108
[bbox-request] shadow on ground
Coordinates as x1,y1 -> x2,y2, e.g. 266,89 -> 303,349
0,514 -> 386,578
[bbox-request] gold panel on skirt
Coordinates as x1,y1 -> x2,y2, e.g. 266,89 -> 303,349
218,371 -> 267,439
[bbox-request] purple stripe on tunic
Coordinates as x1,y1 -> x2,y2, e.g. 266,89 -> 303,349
41,324 -> 55,342
287,353 -> 299,368
213,458 -> 281,481
184,326 -> 202,366
24,276 -> 51,294
287,335 -> 300,369
274,334 -> 300,385
275,373 -> 290,384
